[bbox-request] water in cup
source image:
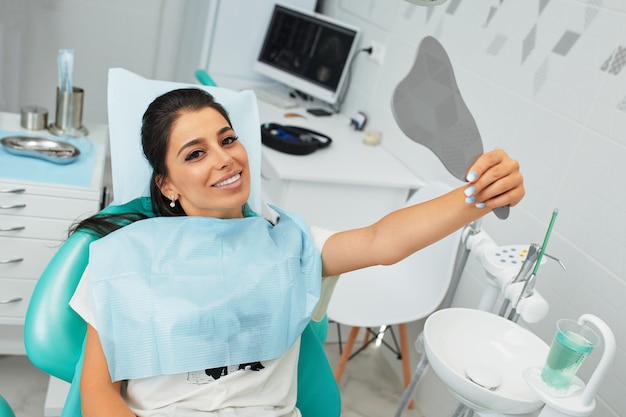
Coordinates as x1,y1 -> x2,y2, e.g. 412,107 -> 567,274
541,319 -> 598,390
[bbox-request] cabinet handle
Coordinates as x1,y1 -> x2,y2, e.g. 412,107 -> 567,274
0,188 -> 26,193
0,203 -> 26,210
0,225 -> 25,232
0,258 -> 24,264
0,297 -> 22,304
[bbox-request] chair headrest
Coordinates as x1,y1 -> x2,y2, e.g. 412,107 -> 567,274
107,68 -> 262,215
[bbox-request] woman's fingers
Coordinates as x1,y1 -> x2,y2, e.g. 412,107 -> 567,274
481,177 -> 525,208
465,149 -> 524,208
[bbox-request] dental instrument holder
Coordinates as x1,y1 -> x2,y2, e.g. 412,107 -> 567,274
525,314 -> 616,417
48,87 -> 89,137
462,229 -> 550,323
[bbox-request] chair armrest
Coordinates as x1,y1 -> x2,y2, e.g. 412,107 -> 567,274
24,231 -> 93,382
296,318 -> 341,417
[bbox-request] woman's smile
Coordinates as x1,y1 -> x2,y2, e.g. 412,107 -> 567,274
213,172 -> 242,188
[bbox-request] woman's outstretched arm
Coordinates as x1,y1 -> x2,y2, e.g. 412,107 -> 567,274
81,325 -> 136,417
321,149 -> 524,277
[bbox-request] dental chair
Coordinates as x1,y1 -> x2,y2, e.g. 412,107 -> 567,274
23,68 -> 340,417
0,396 -> 14,417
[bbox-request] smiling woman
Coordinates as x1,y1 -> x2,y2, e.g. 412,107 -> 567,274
64,86 -> 524,417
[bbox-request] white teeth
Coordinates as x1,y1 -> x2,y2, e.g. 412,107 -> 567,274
213,173 -> 240,187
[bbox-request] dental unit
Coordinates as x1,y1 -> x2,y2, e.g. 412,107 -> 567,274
393,209 -> 615,417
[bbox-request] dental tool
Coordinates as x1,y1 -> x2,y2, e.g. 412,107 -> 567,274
497,243 -> 539,317
508,209 -> 558,322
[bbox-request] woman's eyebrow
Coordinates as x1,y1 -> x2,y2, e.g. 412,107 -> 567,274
177,138 -> 202,157
176,126 -> 234,157
218,126 -> 234,135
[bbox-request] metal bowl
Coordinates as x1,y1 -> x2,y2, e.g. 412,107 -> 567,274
0,135 -> 80,164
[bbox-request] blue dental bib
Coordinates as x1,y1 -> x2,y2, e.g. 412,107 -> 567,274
86,209 -> 321,382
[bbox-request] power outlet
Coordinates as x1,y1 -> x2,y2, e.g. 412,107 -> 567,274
368,40 -> 386,65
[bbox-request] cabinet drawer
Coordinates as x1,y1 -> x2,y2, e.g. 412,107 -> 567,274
0,237 -> 59,279
0,216 -> 73,241
0,193 -> 98,221
0,278 -> 35,324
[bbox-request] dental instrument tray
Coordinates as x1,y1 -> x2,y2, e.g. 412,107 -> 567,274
1,135 -> 80,164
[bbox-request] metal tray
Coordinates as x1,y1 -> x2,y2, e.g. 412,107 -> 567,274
0,135 -> 80,164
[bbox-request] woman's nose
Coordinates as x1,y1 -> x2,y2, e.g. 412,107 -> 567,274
213,147 -> 233,169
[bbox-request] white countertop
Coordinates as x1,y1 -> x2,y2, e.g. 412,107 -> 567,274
257,100 -> 423,190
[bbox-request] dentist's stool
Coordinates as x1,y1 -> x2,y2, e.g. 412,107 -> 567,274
327,181 -> 462,405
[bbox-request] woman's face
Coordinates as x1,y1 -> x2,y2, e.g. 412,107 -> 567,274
158,107 -> 251,218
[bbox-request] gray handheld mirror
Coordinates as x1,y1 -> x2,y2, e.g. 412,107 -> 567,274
391,36 -> 509,219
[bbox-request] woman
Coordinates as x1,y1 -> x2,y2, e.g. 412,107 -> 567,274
70,88 -> 524,416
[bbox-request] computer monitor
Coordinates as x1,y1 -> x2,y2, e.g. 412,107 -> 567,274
253,3 -> 361,106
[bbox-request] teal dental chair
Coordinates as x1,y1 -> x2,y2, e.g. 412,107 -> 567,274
0,396 -> 15,417
22,68 -> 340,417
195,69 -> 217,87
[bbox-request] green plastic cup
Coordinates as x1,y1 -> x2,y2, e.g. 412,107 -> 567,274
541,319 -> 600,391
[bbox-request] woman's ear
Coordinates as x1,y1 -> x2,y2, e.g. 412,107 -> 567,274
156,175 -> 175,200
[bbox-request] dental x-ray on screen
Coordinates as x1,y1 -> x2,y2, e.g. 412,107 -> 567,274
254,3 -> 361,106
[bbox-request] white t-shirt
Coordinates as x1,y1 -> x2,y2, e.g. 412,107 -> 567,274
70,225 -> 338,417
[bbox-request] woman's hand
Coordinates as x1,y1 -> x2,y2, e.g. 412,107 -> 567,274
464,149 -> 524,210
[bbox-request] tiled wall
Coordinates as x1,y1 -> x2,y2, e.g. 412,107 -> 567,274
321,1 -> 625,415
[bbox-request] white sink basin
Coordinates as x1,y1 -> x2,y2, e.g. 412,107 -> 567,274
424,308 -> 550,415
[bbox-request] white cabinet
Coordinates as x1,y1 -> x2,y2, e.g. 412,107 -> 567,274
0,112 -> 108,354
258,103 -> 424,231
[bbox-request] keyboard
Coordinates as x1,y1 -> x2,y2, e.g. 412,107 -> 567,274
253,88 -> 299,109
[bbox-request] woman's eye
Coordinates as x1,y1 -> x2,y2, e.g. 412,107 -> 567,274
222,136 -> 239,146
185,149 -> 204,161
